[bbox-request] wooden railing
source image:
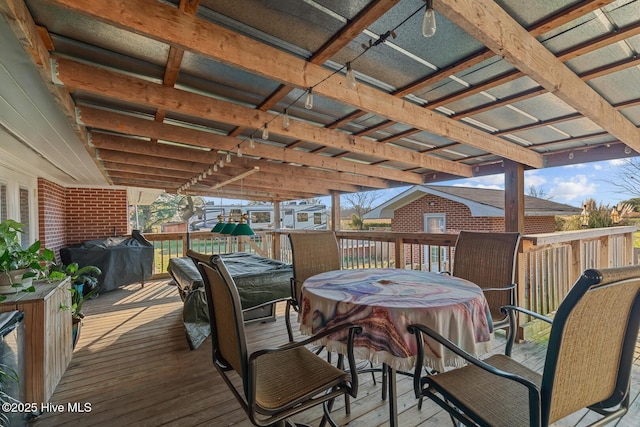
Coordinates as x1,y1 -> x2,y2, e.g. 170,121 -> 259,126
143,226 -> 637,337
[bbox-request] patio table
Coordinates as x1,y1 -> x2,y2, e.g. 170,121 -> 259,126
300,268 -> 493,426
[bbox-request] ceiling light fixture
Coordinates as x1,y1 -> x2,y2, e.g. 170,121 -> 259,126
283,109 -> 290,129
226,152 -> 232,163
345,62 -> 357,90
422,0 -> 436,38
237,146 -> 243,157
262,123 -> 269,140
305,88 -> 314,110
249,135 -> 255,149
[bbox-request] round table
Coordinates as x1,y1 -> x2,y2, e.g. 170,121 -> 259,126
300,268 -> 493,372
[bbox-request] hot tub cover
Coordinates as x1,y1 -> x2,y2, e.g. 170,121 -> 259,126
168,252 -> 292,349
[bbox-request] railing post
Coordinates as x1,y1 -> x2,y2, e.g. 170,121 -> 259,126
394,237 -> 403,269
570,239 -> 582,286
272,231 -> 281,260
600,236 -> 610,268
181,233 -> 188,256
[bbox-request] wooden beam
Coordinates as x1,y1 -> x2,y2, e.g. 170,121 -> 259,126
56,59 -> 464,177
210,167 -> 260,190
78,106 -> 392,188
436,0 -> 640,153
46,0 -> 542,170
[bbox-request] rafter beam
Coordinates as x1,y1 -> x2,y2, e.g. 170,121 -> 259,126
436,0 -> 640,153
46,0 -> 541,170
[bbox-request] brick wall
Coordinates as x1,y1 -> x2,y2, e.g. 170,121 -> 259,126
65,188 -> 128,245
37,180 -> 129,252
38,179 -> 66,262
391,194 -> 557,234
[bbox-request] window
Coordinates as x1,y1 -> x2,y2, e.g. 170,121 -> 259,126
297,213 -> 308,222
252,211 -> 271,224
19,187 -> 30,247
314,212 -> 322,225
0,182 -> 6,222
424,214 -> 447,271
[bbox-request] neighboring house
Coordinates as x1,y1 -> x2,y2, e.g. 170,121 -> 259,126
365,185 -> 582,235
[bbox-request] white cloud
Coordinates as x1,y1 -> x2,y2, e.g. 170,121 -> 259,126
549,174 -> 596,203
608,159 -> 627,167
593,164 -> 603,170
524,171 -> 547,188
452,175 -> 504,189
562,163 -> 586,169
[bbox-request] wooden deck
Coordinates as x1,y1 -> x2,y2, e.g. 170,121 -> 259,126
32,279 -> 640,427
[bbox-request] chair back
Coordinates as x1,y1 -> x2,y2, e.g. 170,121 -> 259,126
452,231 -> 521,326
197,256 -> 250,397
186,249 -> 213,266
288,232 -> 341,304
542,265 -> 640,425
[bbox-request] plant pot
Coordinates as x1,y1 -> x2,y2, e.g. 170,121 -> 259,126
0,268 -> 33,294
72,317 -> 82,349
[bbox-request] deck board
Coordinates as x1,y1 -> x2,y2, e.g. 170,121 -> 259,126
31,279 -> 640,427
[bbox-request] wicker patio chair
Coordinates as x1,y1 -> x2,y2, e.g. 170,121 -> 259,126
408,265 -> 640,427
285,232 -> 341,342
450,231 -> 521,330
197,256 -> 361,427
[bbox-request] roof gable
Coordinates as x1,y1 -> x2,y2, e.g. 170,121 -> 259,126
365,185 -> 582,219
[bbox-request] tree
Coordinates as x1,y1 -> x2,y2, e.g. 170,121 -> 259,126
605,157 -> 640,199
130,192 -> 182,232
526,185 -> 553,200
342,191 -> 382,230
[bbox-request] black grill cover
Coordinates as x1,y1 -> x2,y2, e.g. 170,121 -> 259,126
60,230 -> 154,292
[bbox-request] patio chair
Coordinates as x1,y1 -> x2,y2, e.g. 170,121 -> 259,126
450,231 -> 521,330
197,256 -> 361,427
408,265 -> 640,427
286,232 -> 341,342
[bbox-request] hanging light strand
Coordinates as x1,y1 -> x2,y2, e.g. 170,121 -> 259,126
185,2 -> 427,195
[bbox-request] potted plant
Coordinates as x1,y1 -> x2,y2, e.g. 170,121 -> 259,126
49,262 -> 101,348
0,219 -> 54,295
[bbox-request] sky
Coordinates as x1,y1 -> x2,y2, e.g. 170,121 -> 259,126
207,158 -> 637,209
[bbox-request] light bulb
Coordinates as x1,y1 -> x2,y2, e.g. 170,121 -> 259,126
346,62 -> 357,90
422,1 -> 436,38
213,164 -> 218,172
237,146 -> 243,157
305,88 -> 313,110
226,152 -> 231,163
249,135 -> 255,149
219,159 -> 224,168
283,109 -> 290,129
262,124 -> 269,140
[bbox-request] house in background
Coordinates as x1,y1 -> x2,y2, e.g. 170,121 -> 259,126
365,185 -> 582,235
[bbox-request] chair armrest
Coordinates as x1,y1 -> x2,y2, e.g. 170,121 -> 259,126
439,271 -> 452,276
482,283 -> 516,292
240,297 -> 291,314
500,305 -> 553,324
407,323 -> 540,397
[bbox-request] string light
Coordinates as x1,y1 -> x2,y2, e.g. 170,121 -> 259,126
213,164 -> 218,172
221,0 -> 426,191
345,62 -> 357,90
219,158 -> 224,168
422,0 -> 436,38
305,88 -> 313,110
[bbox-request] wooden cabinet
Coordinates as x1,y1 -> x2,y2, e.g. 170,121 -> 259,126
0,277 -> 72,403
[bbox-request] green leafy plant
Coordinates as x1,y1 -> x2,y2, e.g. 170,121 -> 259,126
0,220 -> 54,302
50,262 -> 101,319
